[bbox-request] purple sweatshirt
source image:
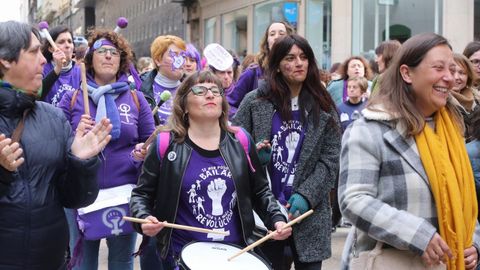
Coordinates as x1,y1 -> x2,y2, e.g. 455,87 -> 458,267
58,88 -> 155,189
42,62 -> 82,106
228,65 -> 263,109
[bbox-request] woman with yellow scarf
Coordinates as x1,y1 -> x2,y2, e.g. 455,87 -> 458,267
338,33 -> 480,270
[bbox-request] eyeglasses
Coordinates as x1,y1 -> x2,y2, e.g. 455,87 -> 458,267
470,59 -> 480,67
95,47 -> 121,57
190,85 -> 224,97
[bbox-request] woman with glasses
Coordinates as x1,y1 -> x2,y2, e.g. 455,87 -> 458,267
233,34 -> 341,270
464,41 -> 480,78
58,29 -> 155,270
130,70 -> 292,270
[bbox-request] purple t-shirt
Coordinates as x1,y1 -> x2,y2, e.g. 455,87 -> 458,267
42,62 -> 82,106
337,100 -> 366,132
268,102 -> 306,205
172,138 -> 242,255
152,81 -> 177,125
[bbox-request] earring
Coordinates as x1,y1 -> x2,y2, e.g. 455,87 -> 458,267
183,112 -> 189,123
277,69 -> 280,73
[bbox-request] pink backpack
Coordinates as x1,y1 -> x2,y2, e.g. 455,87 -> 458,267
157,127 -> 255,172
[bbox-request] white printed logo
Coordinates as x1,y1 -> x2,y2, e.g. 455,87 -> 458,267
102,207 -> 127,236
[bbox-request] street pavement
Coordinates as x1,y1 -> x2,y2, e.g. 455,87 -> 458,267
98,227 -> 350,269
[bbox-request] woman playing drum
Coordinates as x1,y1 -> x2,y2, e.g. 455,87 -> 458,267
130,70 -> 291,269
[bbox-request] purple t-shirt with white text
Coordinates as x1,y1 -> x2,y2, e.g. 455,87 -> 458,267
42,62 -> 81,106
268,107 -> 306,205
172,138 -> 242,255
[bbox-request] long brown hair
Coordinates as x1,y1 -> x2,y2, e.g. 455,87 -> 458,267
264,34 -> 336,127
256,21 -> 294,72
168,71 -> 232,143
368,33 -> 462,136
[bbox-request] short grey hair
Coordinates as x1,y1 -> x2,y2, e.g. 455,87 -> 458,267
0,21 -> 40,77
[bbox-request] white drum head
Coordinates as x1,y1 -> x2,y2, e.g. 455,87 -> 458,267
180,242 -> 270,270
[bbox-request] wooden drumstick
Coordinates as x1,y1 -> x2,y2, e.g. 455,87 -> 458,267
80,63 -> 90,115
123,216 -> 230,236
227,209 -> 314,261
141,128 -> 159,150
38,21 -> 67,65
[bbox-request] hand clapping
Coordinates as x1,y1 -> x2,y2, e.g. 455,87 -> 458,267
0,134 -> 24,171
71,116 -> 112,160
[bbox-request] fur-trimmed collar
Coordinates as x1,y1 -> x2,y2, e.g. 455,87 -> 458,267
362,104 -> 400,121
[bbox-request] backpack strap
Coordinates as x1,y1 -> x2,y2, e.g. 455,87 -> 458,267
231,126 -> 256,172
130,90 -> 140,111
156,131 -> 171,160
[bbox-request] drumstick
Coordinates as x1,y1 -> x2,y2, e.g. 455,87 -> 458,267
79,63 -> 90,115
123,216 -> 230,236
141,128 -> 159,150
227,209 -> 314,261
38,21 -> 66,65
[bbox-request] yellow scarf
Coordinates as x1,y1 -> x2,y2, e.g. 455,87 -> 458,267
415,107 -> 477,270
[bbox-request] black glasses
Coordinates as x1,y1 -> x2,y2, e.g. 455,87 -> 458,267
95,47 -> 121,57
190,85 -> 224,97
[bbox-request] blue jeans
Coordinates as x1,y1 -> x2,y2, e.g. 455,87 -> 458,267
65,208 -> 137,270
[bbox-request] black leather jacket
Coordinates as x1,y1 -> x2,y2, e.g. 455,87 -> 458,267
130,130 -> 285,258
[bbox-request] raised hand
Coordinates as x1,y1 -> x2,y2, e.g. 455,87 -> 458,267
71,117 -> 112,160
207,178 -> 227,215
285,131 -> 299,163
421,233 -> 453,267
52,48 -> 67,74
0,134 -> 24,171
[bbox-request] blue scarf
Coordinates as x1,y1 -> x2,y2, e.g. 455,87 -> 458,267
86,74 -> 130,140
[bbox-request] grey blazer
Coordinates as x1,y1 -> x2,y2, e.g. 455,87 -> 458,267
233,85 -> 341,263
338,107 -> 480,269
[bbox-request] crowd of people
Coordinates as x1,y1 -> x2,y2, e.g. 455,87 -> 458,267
1,18 -> 480,270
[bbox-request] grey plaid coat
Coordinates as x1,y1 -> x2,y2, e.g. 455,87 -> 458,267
232,85 -> 341,263
338,107 -> 480,269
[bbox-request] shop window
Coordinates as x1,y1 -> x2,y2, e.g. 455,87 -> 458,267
305,0 -> 332,70
204,17 -> 217,46
253,0 -> 298,53
352,0 -> 442,58
221,7 -> 248,58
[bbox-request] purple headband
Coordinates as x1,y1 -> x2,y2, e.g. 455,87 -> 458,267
92,38 -> 116,51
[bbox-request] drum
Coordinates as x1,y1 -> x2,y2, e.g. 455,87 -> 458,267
179,242 -> 272,270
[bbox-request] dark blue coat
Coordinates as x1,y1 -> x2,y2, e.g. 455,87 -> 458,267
0,86 -> 100,269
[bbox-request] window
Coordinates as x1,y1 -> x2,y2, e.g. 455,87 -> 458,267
204,17 -> 216,46
352,0 -> 442,57
253,0 -> 299,53
221,7 -> 248,57
305,0 -> 332,70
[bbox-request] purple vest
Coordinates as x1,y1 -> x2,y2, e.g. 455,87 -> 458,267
268,110 -> 306,204
42,62 -> 82,107
172,148 -> 242,255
